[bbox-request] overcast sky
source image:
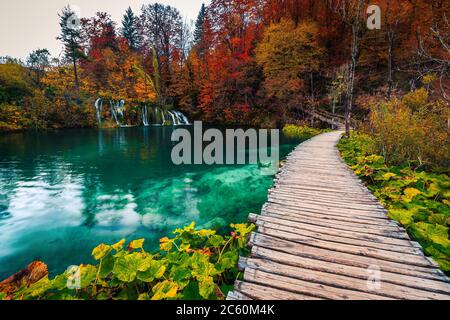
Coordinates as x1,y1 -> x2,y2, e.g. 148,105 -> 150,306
0,1 -> 209,61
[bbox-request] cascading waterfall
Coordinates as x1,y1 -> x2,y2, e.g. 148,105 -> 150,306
174,111 -> 190,125
94,98 -> 191,127
160,109 -> 166,126
110,100 -> 125,126
168,111 -> 177,126
95,98 -> 103,124
142,105 -> 149,126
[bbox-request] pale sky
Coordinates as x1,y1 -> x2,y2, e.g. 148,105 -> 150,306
0,1 -> 209,61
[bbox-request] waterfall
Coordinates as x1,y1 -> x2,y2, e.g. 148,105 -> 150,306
117,100 -> 125,118
161,109 -> 166,126
174,111 -> 190,125
173,111 -> 183,124
95,99 -> 103,124
110,100 -> 126,126
95,99 -> 189,127
142,105 -> 149,126
110,101 -> 120,126
168,111 -> 177,126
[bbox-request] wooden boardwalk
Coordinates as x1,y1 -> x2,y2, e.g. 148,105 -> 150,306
227,131 -> 450,300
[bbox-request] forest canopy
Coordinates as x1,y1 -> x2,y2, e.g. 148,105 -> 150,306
0,0 -> 448,149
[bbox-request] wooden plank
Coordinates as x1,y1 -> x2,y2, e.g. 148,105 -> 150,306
262,206 -> 399,231
226,291 -> 252,300
263,202 -> 392,225
269,194 -> 387,214
271,184 -> 378,199
233,281 -> 321,300
269,187 -> 381,205
263,203 -> 391,226
256,212 -> 414,247
251,247 -> 450,295
253,219 -> 421,255
249,233 -> 444,280
243,268 -> 391,300
256,226 -> 433,267
269,189 -> 386,209
268,195 -> 388,215
260,209 -> 408,239
265,199 -> 390,221
244,258 -> 450,300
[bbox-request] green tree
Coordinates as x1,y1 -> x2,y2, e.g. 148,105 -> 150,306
26,49 -> 50,86
57,6 -> 85,90
121,7 -> 141,51
193,4 -> 206,45
0,63 -> 32,104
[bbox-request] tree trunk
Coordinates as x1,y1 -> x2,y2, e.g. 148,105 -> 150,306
73,56 -> 79,91
345,0 -> 364,138
387,29 -> 394,98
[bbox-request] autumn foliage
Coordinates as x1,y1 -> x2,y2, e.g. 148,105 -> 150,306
0,0 -> 448,132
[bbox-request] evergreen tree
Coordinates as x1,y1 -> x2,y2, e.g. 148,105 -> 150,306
121,7 -> 141,50
26,49 -> 50,86
193,4 -> 206,45
57,6 -> 85,90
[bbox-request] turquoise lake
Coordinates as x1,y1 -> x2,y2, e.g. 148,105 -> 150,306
0,127 -> 303,279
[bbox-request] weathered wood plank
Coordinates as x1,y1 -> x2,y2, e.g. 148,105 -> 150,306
253,219 -> 421,255
263,202 -> 393,225
226,291 -> 252,300
243,258 -> 450,300
250,233 -> 443,280
233,281 -> 321,300
254,213 -> 413,247
256,226 -> 433,267
260,209 -> 409,239
243,268 -> 392,300
263,204 -> 393,227
251,247 -> 450,295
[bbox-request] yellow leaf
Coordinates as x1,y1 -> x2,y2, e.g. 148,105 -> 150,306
402,188 -> 421,203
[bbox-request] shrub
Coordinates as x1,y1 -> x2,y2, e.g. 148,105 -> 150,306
367,89 -> 449,169
338,133 -> 450,272
1,222 -> 255,300
282,124 -> 325,139
0,104 -> 27,131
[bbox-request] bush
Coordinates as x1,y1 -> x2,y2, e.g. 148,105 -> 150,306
367,89 -> 449,169
0,104 -> 27,131
338,133 -> 450,272
282,124 -> 327,139
1,222 -> 254,300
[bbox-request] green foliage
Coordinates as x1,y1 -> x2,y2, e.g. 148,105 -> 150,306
121,7 -> 142,51
0,63 -> 33,104
338,133 -> 450,272
282,124 -> 329,140
4,223 -> 255,300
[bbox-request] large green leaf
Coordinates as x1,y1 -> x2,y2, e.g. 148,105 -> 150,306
137,260 -> 166,283
92,243 -> 112,260
112,252 -> 152,282
151,280 -> 179,300
216,251 -> 238,272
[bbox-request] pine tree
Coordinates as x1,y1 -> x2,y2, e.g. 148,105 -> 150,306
57,6 -> 85,90
121,7 -> 141,51
26,48 -> 50,86
193,4 -> 206,45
